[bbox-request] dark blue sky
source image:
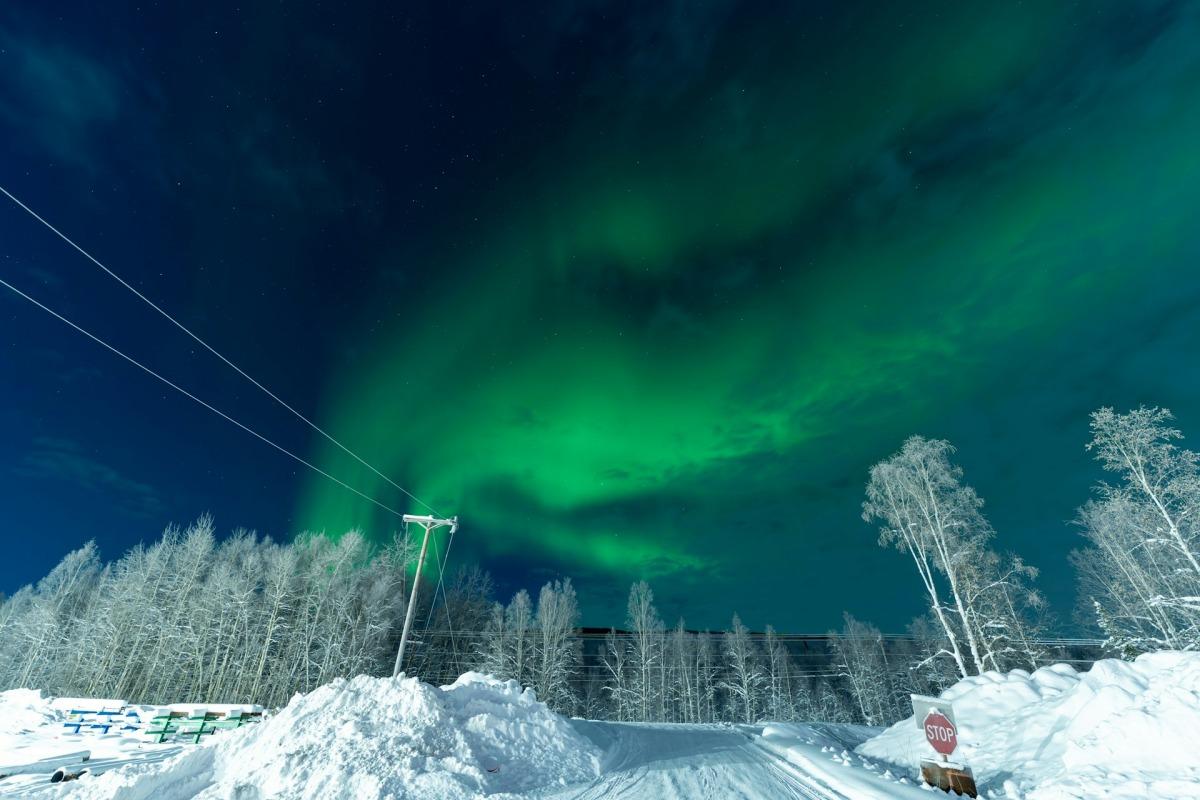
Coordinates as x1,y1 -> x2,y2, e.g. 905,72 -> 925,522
3,2 -> 1200,633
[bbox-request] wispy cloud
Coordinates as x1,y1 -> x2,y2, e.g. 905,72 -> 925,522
13,436 -> 164,518
0,26 -> 122,169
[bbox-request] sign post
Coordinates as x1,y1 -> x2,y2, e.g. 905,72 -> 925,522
910,695 -> 977,797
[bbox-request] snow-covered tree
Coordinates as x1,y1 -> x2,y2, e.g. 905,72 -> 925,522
763,626 -> 798,722
475,601 -> 510,677
863,436 -> 1045,677
720,614 -> 765,723
625,581 -> 665,722
829,614 -> 906,726
601,628 -> 634,721
465,578 -> 581,716
0,517 -> 435,707
807,676 -> 856,724
437,566 -> 495,681
504,589 -> 535,688
964,553 -> 1046,671
1075,407 -> 1200,653
694,628 -> 721,723
532,579 -> 581,714
903,615 -> 962,696
10,541 -> 101,692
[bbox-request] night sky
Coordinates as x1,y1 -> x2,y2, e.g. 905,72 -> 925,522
3,2 -> 1200,633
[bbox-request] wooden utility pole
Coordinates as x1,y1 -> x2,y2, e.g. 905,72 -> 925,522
393,514 -> 458,677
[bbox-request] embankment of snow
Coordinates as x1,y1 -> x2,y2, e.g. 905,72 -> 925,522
0,689 -> 58,737
64,672 -> 600,800
0,688 -> 72,779
858,652 -> 1200,799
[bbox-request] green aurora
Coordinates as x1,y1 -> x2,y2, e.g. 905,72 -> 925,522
297,2 -> 1200,628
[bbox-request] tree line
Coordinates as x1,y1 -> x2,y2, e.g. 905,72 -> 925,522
0,521 -> 433,709
0,406 -> 1194,724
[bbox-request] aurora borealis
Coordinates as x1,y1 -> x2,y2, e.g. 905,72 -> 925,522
3,2 -> 1200,630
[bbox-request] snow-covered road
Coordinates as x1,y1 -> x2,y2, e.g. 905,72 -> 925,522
547,722 -> 807,800
541,721 -> 917,800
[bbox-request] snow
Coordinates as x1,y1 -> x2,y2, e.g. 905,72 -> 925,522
47,700 -> 126,714
38,672 -> 600,800
5,654 -> 1200,799
859,651 -> 1200,798
1,689 -> 58,738
0,689 -> 78,784
758,723 -> 932,799
0,690 -> 186,795
540,720 -> 891,800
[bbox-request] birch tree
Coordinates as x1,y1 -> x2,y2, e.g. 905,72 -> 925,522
475,602 -> 510,677
429,566 -> 494,684
504,589 -> 535,689
830,614 -> 904,725
601,628 -> 633,721
11,542 -> 101,692
763,626 -> 797,722
1076,407 -> 1200,652
532,579 -> 581,714
864,436 -> 1044,677
720,614 -> 765,723
625,581 -> 664,722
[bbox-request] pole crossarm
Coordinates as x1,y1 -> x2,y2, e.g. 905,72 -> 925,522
401,514 -> 458,531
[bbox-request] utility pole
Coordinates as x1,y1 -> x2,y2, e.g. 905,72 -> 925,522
393,514 -> 458,677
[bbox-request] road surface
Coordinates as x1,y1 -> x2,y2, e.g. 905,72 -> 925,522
540,721 -> 880,800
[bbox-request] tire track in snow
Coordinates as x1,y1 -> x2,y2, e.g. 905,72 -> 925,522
547,722 -> 838,800
749,737 -> 848,800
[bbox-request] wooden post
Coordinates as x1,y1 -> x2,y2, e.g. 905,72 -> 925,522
920,760 -> 978,797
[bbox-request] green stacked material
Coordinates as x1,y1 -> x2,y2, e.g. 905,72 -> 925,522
144,710 -> 258,743
177,721 -> 215,745
145,715 -> 177,744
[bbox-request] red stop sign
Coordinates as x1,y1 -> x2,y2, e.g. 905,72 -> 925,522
924,710 -> 958,756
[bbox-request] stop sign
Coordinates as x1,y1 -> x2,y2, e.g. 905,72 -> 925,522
923,710 -> 958,756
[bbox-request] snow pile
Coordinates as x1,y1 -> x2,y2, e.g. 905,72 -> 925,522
0,689 -> 58,738
1,689 -> 66,775
62,672 -> 600,800
859,652 -> 1200,798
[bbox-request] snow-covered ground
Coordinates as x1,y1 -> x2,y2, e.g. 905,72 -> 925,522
3,653 -> 1200,799
861,651 -> 1200,799
0,690 -> 185,798
544,720 -> 919,799
2,673 -> 600,799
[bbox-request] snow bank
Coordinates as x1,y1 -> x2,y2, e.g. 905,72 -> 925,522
859,652 -> 1200,798
0,689 -> 58,737
61,672 -> 600,800
0,688 -> 75,779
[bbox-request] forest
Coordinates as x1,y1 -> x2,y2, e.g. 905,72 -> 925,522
1,406 -> 1196,723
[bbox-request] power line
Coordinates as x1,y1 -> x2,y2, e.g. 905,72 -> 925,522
406,629 -> 1105,647
0,183 -> 438,516
423,522 -> 462,674
420,524 -> 460,676
0,276 -> 408,520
